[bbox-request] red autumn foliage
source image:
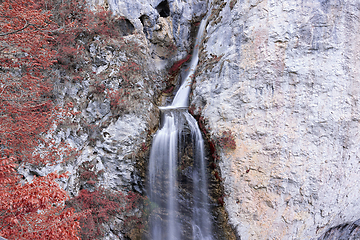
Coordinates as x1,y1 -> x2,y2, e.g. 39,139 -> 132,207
67,188 -> 120,240
108,89 -> 128,110
229,0 -> 237,10
163,53 -> 192,94
0,169 -> 81,240
168,54 -> 192,75
218,130 -> 236,150
1,0 -> 147,238
0,0 -> 82,239
214,170 -> 222,182
163,85 -> 174,94
167,53 -> 192,87
37,0 -> 122,71
140,142 -> 149,151
0,0 -> 57,164
217,195 -> 224,206
209,139 -> 216,155
67,188 -> 144,240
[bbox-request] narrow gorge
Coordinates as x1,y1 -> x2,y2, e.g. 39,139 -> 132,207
147,19 -> 214,240
15,0 -> 360,239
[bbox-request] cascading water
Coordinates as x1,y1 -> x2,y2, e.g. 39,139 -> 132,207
148,19 -> 213,240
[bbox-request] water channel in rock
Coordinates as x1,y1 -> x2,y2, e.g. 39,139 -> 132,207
147,19 -> 213,240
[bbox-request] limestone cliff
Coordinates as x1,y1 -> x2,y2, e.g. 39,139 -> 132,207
20,0 -> 360,239
190,0 -> 360,239
20,0 -> 211,239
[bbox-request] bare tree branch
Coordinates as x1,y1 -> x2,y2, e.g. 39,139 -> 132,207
0,20 -> 29,37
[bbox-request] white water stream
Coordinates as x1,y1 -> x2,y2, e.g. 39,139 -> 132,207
148,19 -> 212,240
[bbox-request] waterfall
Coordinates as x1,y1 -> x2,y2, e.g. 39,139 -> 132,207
148,19 -> 212,240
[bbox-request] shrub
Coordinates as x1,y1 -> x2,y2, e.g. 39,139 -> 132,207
218,130 -> 236,150
67,188 -> 144,240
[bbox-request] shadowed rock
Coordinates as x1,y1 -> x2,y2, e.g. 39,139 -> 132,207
319,219 -> 360,240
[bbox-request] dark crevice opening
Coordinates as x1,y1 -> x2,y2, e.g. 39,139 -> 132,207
114,18 -> 135,36
156,0 -> 170,17
139,15 -> 146,26
139,14 -> 150,27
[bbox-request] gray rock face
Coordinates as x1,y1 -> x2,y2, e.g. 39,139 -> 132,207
18,1 -> 210,239
51,33 -> 163,197
190,0 -> 360,239
89,0 -> 208,59
22,0 -> 360,239
20,23 -> 166,239
61,0 -> 209,195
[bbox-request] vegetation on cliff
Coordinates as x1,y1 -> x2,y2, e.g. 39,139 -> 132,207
0,0 -> 140,239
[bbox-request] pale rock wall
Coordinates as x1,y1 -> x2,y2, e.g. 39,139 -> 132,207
21,0 -> 360,239
191,0 -> 360,239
